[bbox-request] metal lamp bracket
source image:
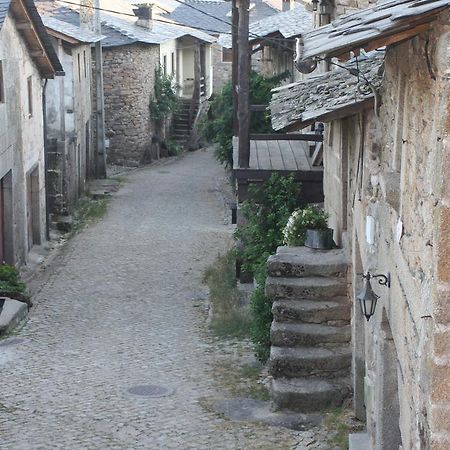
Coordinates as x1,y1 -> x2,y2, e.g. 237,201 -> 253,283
361,272 -> 391,288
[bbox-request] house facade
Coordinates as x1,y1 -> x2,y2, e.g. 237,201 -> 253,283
270,1 -> 450,448
100,5 -> 215,165
41,16 -> 102,219
0,0 -> 62,266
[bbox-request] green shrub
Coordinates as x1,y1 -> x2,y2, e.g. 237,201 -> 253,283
150,67 -> 179,120
200,71 -> 290,167
0,264 -> 26,295
164,140 -> 182,156
283,205 -> 329,246
235,174 -> 302,361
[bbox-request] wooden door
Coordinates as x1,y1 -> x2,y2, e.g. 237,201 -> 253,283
0,177 -> 5,263
26,173 -> 33,251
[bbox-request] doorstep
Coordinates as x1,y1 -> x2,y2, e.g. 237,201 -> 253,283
349,432 -> 371,450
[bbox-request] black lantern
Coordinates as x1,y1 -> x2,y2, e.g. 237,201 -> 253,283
356,272 -> 390,321
311,0 -> 319,11
319,0 -> 332,15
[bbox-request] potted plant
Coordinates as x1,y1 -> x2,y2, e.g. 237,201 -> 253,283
283,205 -> 334,250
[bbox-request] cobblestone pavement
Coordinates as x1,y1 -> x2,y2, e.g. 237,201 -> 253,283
0,150 -> 304,449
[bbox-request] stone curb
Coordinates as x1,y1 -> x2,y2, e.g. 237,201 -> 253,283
0,299 -> 28,337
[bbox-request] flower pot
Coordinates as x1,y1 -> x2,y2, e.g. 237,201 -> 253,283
305,228 -> 334,250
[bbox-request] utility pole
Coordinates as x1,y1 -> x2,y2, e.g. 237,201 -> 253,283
231,0 -> 239,136
237,0 -> 250,168
94,0 -> 107,177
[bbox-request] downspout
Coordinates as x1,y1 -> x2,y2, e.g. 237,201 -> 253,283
42,79 -> 50,240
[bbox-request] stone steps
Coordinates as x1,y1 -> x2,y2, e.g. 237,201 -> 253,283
266,276 -> 348,300
268,247 -> 348,279
269,345 -> 352,378
272,299 -> 351,324
271,322 -> 351,347
271,377 -> 351,412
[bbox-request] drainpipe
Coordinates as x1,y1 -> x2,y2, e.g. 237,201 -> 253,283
42,79 -> 50,241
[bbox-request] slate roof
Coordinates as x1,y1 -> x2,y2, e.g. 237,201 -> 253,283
164,0 -> 278,36
100,13 -> 216,47
269,52 -> 384,132
43,16 -> 104,42
36,0 -> 215,48
298,0 -> 450,61
219,3 -> 312,48
1,0 -> 63,76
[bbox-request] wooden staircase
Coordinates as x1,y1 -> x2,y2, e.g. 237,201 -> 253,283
171,98 -> 198,148
265,246 -> 352,412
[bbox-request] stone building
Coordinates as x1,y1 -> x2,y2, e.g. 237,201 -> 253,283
269,1 -> 450,448
0,0 -> 63,265
98,5 -> 215,165
39,15 -> 103,219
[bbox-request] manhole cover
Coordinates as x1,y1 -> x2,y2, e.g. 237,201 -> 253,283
127,385 -> 174,398
0,338 -> 25,347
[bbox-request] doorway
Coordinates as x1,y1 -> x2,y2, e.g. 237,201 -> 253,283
26,166 -> 41,250
0,171 -> 13,263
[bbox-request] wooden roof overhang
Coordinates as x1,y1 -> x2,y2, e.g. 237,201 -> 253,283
298,0 -> 450,62
9,0 -> 64,78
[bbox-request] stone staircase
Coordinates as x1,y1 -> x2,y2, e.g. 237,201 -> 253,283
172,98 -> 198,148
265,246 -> 352,413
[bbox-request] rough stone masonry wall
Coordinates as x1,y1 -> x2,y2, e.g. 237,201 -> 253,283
103,44 -> 159,166
333,0 -> 376,17
323,11 -> 450,450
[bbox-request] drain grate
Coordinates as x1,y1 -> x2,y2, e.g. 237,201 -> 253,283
127,385 -> 174,398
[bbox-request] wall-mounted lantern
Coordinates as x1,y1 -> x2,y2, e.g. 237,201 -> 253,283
357,272 -> 390,321
318,0 -> 332,15
311,0 -> 319,11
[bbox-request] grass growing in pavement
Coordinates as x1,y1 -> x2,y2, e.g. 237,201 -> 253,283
324,407 -> 365,449
203,250 -> 251,339
73,197 -> 110,232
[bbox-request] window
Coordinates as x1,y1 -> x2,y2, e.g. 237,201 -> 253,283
171,52 -> 175,75
0,61 -> 4,103
163,55 -> 167,75
222,48 -> 232,63
27,76 -> 32,117
78,53 -> 81,80
83,50 -> 87,78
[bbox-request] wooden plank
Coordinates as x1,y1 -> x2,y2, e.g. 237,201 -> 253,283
255,140 -> 272,170
278,139 -> 298,171
311,142 -> 323,166
233,168 -> 323,182
267,140 -> 284,170
250,133 -> 323,142
249,140 -> 258,169
290,140 -> 311,171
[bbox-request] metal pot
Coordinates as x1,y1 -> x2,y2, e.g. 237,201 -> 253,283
305,228 -> 334,250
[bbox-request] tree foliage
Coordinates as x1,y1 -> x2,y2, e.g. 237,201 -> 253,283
150,67 -> 179,120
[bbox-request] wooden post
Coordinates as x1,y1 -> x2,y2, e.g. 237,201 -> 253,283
237,0 -> 250,169
232,0 -> 239,136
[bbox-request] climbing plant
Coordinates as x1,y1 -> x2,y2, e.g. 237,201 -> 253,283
149,67 -> 179,120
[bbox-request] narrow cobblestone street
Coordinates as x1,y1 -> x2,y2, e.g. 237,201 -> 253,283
0,150 -> 303,449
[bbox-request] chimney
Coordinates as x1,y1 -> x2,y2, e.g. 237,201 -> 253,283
133,3 -> 153,30
80,0 -> 95,32
282,0 -> 290,12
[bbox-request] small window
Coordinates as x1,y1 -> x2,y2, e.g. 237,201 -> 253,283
27,76 -> 33,117
78,53 -> 81,80
222,48 -> 232,63
171,52 -> 175,75
0,61 -> 4,103
83,50 -> 87,78
163,55 -> 167,75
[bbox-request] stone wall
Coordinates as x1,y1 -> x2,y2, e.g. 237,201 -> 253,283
211,44 -> 232,93
322,10 -> 450,449
103,43 -> 159,166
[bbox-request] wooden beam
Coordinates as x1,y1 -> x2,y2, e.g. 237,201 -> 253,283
311,142 -> 323,166
237,0 -> 250,169
250,105 -> 267,112
15,21 -> 32,30
249,133 -> 323,142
